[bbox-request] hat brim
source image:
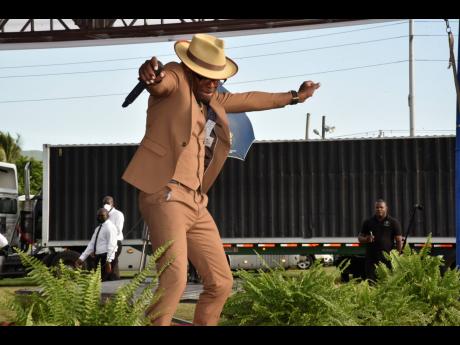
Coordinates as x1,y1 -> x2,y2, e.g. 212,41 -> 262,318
174,40 -> 238,80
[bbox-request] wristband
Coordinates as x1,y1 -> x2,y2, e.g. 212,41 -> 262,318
290,90 -> 299,105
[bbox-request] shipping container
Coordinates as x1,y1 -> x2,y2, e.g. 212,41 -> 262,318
42,136 -> 455,248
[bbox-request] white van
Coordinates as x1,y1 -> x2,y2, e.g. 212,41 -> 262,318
0,162 -> 19,245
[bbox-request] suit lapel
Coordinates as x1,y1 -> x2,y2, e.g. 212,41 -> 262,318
208,97 -> 230,143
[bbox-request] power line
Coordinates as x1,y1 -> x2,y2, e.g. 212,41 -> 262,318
0,59 -> 409,103
0,56 -> 166,70
415,59 -> 449,62
0,93 -> 126,104
234,36 -> 407,60
0,67 -> 137,79
414,20 -> 458,23
0,36 -> 408,79
0,21 -> 408,70
415,34 -> 459,37
227,21 -> 408,49
0,58 -> 447,101
227,60 -> 408,85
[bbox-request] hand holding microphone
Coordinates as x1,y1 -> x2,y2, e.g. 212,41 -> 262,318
369,231 -> 375,243
139,57 -> 165,85
122,57 -> 164,108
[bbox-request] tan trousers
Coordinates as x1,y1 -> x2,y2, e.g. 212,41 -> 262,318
139,182 -> 233,326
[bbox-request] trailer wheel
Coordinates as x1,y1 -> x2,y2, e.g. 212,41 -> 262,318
41,254 -> 54,267
297,255 -> 314,270
50,250 -> 82,269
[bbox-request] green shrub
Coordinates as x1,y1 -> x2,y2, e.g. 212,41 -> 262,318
1,241 -> 173,326
221,237 -> 460,326
221,260 -> 359,326
370,236 -> 460,325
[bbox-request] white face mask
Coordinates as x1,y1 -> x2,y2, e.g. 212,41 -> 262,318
103,204 -> 112,212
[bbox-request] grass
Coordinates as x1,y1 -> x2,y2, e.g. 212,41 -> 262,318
174,302 -> 196,322
0,286 -> 35,324
0,277 -> 37,287
0,288 -> 16,323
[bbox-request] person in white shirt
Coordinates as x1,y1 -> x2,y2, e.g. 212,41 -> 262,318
76,208 -> 118,281
102,196 -> 125,280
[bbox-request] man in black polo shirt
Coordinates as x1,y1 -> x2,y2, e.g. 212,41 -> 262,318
358,199 -> 403,282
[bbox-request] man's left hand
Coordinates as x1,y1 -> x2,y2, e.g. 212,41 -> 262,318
298,81 -> 321,103
105,262 -> 112,274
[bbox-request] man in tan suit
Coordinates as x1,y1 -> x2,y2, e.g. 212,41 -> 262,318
122,33 -> 320,326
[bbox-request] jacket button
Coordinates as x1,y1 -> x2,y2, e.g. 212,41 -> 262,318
182,142 -> 187,147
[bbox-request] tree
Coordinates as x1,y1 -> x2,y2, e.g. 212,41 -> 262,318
15,156 -> 43,196
0,131 -> 22,163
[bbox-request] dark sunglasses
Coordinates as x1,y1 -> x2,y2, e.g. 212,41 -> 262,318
194,72 -> 226,85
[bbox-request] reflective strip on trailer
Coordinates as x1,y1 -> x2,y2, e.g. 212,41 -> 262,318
236,244 -> 254,248
433,244 -> 454,248
280,243 -> 298,247
257,243 -> 276,247
223,244 -> 232,248
323,243 -> 341,247
345,243 -> 360,247
301,243 -> 320,247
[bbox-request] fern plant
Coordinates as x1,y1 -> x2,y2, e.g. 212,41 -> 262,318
221,236 -> 460,326
1,240 -> 173,326
372,235 -> 460,325
221,260 -> 359,326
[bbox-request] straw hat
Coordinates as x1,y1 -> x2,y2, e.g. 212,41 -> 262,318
174,33 -> 238,80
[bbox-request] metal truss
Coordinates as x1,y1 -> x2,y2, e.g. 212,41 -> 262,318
0,19 -> 359,45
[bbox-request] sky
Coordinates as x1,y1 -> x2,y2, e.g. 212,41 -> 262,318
0,19 -> 459,151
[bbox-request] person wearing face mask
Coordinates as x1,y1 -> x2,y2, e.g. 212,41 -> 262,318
76,208 -> 118,281
102,196 -> 125,280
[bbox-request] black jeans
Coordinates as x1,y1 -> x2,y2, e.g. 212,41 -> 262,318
109,240 -> 122,280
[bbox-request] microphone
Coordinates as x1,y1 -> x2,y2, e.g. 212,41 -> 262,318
122,61 -> 164,108
414,204 -> 424,210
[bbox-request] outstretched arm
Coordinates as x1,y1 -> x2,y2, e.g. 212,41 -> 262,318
216,81 -> 320,113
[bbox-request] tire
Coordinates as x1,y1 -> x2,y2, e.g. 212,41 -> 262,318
41,254 -> 54,267
297,255 -> 314,270
50,250 -> 82,269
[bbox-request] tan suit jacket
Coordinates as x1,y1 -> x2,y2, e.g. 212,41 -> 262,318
122,62 -> 291,194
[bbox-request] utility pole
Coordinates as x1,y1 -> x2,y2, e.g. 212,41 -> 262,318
409,19 -> 415,137
321,116 -> 326,139
456,19 -> 460,269
305,113 -> 311,139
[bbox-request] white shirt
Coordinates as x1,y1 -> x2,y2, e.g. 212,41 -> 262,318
79,219 -> 118,263
0,232 -> 8,249
104,205 -> 125,241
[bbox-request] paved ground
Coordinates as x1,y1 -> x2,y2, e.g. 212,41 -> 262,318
101,278 -> 204,302
15,279 -> 205,302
